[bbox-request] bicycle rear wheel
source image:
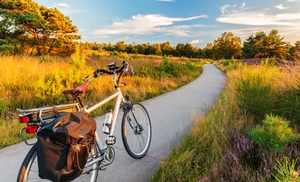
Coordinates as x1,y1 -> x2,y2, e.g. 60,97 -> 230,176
17,143 -> 99,182
121,102 -> 152,159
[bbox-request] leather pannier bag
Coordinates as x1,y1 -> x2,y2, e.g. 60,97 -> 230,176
37,111 -> 96,182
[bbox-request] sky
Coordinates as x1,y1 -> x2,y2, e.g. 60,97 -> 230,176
34,0 -> 300,48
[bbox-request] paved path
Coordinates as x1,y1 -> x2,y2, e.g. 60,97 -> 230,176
0,64 -> 225,182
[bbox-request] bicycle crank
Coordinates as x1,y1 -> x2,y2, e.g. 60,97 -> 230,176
98,146 -> 115,170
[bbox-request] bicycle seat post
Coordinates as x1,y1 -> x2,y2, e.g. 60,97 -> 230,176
75,94 -> 85,109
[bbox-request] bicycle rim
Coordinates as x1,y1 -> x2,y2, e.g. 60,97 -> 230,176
122,103 -> 152,159
17,143 -> 99,182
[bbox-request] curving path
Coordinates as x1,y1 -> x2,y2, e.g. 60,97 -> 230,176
0,64 -> 226,182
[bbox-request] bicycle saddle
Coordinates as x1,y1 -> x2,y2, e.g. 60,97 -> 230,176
63,83 -> 88,95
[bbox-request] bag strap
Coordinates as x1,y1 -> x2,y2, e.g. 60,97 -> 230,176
53,106 -> 59,117
66,140 -> 76,171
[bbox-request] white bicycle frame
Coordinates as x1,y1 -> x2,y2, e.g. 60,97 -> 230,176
85,87 -> 125,154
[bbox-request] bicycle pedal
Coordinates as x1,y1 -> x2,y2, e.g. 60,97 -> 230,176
105,136 -> 116,145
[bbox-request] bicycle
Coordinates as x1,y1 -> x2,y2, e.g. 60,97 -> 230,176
17,61 -> 152,182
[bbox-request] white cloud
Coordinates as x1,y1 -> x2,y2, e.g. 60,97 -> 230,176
217,11 -> 300,26
189,39 -> 202,45
286,0 -> 300,2
216,3 -> 300,44
220,3 -> 247,15
93,14 -> 207,37
241,2 -> 246,10
157,0 -> 174,2
52,3 -> 83,14
274,4 -> 288,10
220,4 -> 230,15
53,3 -> 70,8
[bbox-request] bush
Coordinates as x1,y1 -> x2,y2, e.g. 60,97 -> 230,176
248,114 -> 299,152
158,56 -> 195,77
237,73 -> 276,120
0,98 -> 9,118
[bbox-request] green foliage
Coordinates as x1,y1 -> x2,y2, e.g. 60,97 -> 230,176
0,44 -> 15,55
34,47 -> 88,105
158,56 -> 180,77
158,56 -> 194,77
33,72 -> 66,105
261,57 -> 276,65
277,89 -> 300,124
0,0 -> 80,55
273,157 -> 300,182
0,119 -> 30,148
248,115 -> 299,152
69,45 -> 86,68
290,41 -> 300,60
136,56 -> 197,79
213,32 -> 242,59
222,59 -> 243,72
0,98 -> 9,118
236,72 -> 276,119
242,29 -> 290,59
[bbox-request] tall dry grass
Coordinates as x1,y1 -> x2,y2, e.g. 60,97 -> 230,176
0,53 -> 204,148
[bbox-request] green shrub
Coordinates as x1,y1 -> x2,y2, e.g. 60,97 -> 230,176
33,47 -> 89,105
158,56 -> 194,77
0,44 -> 15,55
273,157 -> 300,182
236,73 -> 276,120
69,45 -> 87,68
248,114 -> 299,152
0,98 -> 9,118
261,57 -> 276,65
276,89 -> 300,124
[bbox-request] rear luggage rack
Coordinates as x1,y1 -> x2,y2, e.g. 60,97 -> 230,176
18,103 -> 81,146
18,103 -> 80,124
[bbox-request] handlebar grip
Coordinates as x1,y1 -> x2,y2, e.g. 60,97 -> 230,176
95,69 -> 112,76
116,61 -> 128,73
122,61 -> 128,69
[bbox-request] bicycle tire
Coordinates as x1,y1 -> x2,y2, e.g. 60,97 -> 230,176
121,102 -> 152,159
17,143 -> 99,182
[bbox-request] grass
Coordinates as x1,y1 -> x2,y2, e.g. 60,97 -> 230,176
0,52 -> 206,148
151,59 -> 300,181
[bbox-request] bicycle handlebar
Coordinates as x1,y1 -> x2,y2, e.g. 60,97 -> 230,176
94,60 -> 128,77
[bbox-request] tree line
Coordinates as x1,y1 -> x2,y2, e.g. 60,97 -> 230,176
1,0 -> 299,60
81,30 -> 300,60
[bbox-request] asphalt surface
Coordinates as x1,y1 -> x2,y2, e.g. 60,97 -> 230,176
0,63 -> 226,182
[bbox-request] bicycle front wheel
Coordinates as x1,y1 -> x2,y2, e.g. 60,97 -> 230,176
17,143 -> 99,182
121,102 -> 152,159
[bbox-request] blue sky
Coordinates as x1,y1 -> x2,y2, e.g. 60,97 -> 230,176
34,0 -> 300,48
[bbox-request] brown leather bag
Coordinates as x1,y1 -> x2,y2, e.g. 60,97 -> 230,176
37,111 -> 96,182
